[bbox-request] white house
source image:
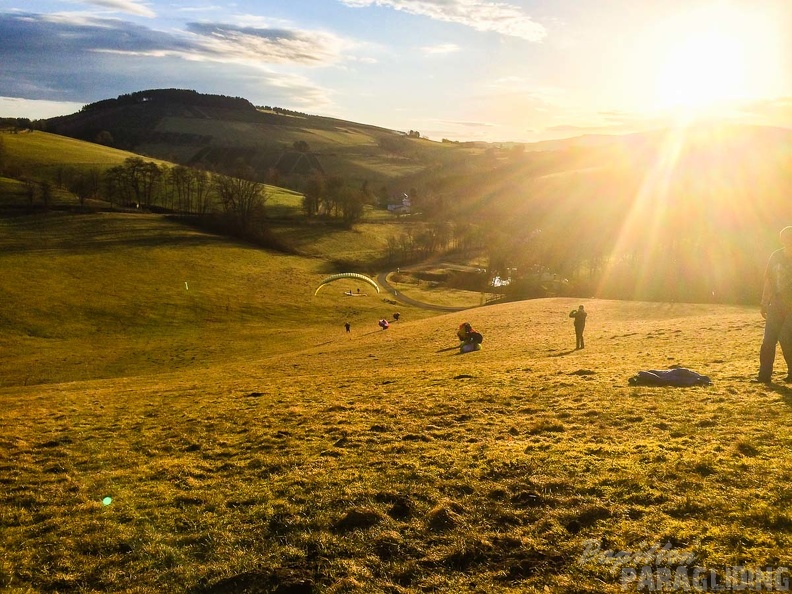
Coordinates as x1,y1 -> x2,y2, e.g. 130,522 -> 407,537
387,193 -> 411,214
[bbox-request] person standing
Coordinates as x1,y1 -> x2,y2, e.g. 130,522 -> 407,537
569,305 -> 587,350
345,322 -> 351,334
758,226 -> 792,383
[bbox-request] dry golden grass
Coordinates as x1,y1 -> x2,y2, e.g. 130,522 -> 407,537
4,291 -> 792,593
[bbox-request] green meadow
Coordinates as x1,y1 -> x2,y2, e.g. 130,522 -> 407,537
3,207 -> 792,593
0,131 -> 302,211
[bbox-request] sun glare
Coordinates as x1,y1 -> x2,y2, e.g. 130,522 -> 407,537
649,4 -> 780,113
657,30 -> 745,108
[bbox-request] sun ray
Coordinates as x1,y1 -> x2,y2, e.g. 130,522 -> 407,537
596,122 -> 688,299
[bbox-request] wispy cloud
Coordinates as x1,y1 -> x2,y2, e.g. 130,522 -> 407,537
421,42 -> 460,55
446,119 -> 497,128
733,97 -> 792,126
185,23 -> 348,65
339,0 -> 546,42
0,12 -> 340,106
0,13 -> 348,69
75,0 -> 156,18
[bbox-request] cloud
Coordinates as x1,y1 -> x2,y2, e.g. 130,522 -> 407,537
339,0 -> 546,42
0,13 -> 347,70
0,12 -> 338,108
446,120 -> 496,128
421,42 -> 460,55
75,0 -> 156,18
185,23 -> 348,65
733,97 -> 792,126
0,96 -> 85,119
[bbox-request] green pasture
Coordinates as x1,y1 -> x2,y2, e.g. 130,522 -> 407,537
2,131 -> 305,213
0,175 -> 88,208
0,212 -> 431,387
271,220 -> 403,267
2,130 -> 152,174
385,271 -> 491,308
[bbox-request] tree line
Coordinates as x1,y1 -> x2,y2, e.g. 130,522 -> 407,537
1,134 -> 372,240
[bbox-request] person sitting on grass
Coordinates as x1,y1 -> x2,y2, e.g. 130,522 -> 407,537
457,322 -> 483,352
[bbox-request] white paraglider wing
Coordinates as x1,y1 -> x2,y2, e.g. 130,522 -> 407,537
314,273 -> 380,296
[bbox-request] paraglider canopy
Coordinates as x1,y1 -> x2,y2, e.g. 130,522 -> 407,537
314,273 -> 380,296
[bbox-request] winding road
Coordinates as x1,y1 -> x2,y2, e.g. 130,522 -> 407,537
376,272 -> 473,312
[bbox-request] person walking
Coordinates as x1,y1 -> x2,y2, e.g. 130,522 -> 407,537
569,305 -> 587,350
758,226 -> 792,383
345,322 -> 351,334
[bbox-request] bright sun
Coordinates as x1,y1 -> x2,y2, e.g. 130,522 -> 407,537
657,30 -> 746,108
650,4 -> 779,112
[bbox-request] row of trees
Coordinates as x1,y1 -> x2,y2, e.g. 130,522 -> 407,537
0,148 -> 270,238
300,173 -> 368,225
2,138 -> 371,236
384,221 -> 487,265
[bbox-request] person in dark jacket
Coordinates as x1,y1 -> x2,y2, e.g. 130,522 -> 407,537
569,305 -> 587,350
758,226 -> 792,383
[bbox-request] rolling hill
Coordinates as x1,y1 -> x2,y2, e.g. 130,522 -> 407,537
1,213 -> 789,592
4,108 -> 792,592
42,89 -> 474,190
29,90 -> 792,307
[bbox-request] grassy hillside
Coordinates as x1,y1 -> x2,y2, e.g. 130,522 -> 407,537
0,211 -> 443,387
41,90 -> 496,189
1,130 -> 306,213
1,130 -> 163,181
3,289 -> 790,593
3,96 -> 792,592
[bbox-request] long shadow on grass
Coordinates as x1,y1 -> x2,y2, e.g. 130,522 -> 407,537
436,346 -> 459,353
766,383 -> 792,400
549,349 -> 577,357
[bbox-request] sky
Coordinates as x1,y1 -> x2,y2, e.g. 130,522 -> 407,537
0,0 -> 791,143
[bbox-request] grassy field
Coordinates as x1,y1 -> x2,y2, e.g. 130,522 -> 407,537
1,131 -> 306,211
385,272 -> 492,308
3,208 -> 792,593
1,130 -> 157,176
0,212 -> 436,387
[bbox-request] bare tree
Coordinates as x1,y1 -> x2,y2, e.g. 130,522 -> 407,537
192,168 -> 212,214
301,173 -> 324,217
103,157 -> 162,208
139,161 -> 162,208
214,166 -> 267,233
40,180 -> 52,209
67,169 -> 101,206
23,177 -> 37,206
